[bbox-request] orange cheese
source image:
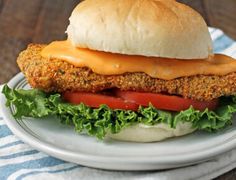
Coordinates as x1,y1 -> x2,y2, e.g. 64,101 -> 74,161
41,40 -> 236,80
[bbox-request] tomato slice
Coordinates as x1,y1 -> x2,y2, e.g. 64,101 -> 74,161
63,90 -> 218,111
62,92 -> 139,111
115,90 -> 219,111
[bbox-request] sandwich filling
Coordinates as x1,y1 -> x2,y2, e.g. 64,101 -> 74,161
3,43 -> 236,139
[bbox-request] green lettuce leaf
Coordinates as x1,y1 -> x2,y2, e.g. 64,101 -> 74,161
2,84 -> 236,139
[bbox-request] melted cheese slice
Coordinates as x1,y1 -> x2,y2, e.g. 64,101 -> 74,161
41,40 -> 236,80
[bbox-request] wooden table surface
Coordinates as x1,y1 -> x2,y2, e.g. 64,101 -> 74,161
0,0 -> 236,179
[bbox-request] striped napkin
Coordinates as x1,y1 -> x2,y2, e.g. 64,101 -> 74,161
1,28 -> 236,180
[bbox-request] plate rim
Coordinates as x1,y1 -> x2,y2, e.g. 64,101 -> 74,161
1,73 -> 236,170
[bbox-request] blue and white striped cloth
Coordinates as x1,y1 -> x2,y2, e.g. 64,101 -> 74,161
1,28 -> 236,180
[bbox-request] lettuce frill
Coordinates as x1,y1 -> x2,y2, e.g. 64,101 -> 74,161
2,85 -> 236,139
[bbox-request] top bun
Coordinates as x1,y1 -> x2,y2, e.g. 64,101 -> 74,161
67,0 -> 213,59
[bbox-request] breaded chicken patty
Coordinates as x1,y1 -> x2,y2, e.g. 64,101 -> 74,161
17,44 -> 236,101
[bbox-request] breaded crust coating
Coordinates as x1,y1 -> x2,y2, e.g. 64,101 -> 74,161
17,44 -> 236,101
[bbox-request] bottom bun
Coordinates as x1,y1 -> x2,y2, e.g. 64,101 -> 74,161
107,122 -> 196,142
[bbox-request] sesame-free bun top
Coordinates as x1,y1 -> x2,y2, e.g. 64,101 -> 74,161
67,0 -> 213,59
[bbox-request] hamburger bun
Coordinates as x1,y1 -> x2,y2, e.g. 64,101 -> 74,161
67,0 -> 213,59
107,122 -> 196,142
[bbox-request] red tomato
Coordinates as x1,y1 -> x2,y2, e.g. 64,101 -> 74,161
62,92 -> 139,111
115,90 -> 219,111
63,90 -> 218,111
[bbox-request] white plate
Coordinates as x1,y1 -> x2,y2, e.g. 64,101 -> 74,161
1,73 -> 236,171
